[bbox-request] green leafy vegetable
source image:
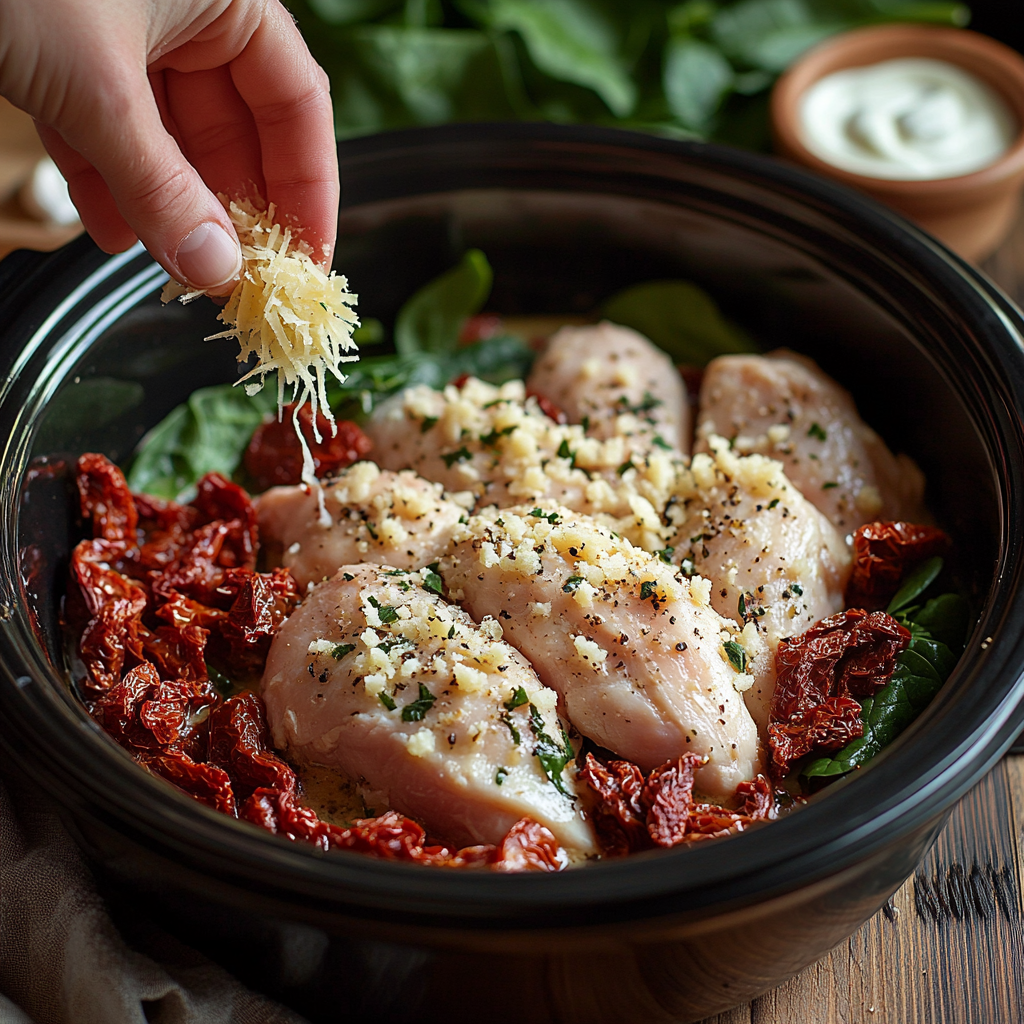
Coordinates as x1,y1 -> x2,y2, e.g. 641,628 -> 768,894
601,280 -> 757,366
394,249 -> 493,355
886,556 -> 944,615
401,682 -> 437,721
127,383 -> 277,500
528,703 -> 574,795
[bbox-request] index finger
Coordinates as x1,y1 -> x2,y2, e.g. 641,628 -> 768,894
229,0 -> 339,266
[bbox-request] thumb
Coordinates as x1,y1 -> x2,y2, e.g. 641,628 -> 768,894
60,74 -> 242,293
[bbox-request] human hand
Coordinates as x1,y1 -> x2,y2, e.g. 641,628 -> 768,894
0,0 -> 338,293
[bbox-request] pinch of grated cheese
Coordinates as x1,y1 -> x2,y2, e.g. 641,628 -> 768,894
162,198 -> 360,517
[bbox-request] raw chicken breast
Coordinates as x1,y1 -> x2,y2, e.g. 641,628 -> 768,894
665,438 -> 852,732
261,564 -> 595,855
526,321 -> 690,453
364,376 -> 687,553
441,506 -> 762,799
257,463 -> 464,589
695,351 -> 926,532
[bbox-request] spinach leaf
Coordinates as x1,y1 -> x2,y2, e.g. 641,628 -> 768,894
912,592 -> 970,652
471,0 -> 637,117
127,384 -> 277,500
886,555 -> 944,615
395,249 -> 493,355
663,36 -> 734,131
601,280 -> 757,366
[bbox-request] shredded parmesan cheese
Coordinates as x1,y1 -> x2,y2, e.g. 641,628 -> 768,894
162,198 -> 360,521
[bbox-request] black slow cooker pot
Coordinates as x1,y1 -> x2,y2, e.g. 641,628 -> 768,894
1,124 -> 1023,1024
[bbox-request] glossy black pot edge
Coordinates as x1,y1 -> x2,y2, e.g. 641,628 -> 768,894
1,125 -> 1023,932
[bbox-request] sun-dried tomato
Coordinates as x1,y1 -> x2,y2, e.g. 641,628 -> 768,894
641,755 -> 702,847
243,405 -> 372,491
241,787 -> 353,853
492,818 -> 565,871
845,521 -> 950,611
458,313 -> 503,344
767,609 -> 911,777
525,389 -> 568,424
579,752 -> 775,853
207,693 -> 296,797
138,620 -> 209,684
139,751 -> 236,815
72,547 -> 147,690
77,451 -> 138,543
134,493 -> 200,575
92,661 -> 212,754
577,753 -> 648,856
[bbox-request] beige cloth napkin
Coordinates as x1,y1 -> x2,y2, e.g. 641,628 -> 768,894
0,773 -> 308,1024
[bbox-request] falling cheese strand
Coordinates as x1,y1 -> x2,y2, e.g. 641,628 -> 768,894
162,199 -> 359,521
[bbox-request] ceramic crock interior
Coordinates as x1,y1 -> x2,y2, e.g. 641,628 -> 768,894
4,126 -> 1024,926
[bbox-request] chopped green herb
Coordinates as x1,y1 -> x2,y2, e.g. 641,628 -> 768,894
580,415 -> 590,432
652,435 -> 673,450
504,686 -> 529,711
679,557 -> 696,576
364,521 -> 378,540
441,447 -> 472,467
481,425 -> 515,445
528,704 -> 574,796
768,498 -> 780,510
420,416 -> 438,434
382,569 -> 408,576
563,575 -> 585,593
822,481 -> 839,490
379,692 -> 397,711
342,573 -> 355,581
331,643 -> 356,660
494,518 -> 504,527
723,640 -> 747,673
617,459 -> 635,476
656,546 -> 675,564
500,712 -> 521,745
807,422 -> 827,441
529,508 -> 560,523
640,580 -> 659,602
367,595 -> 399,624
447,625 -> 456,639
617,391 -> 663,415
422,569 -> 444,595
737,594 -> 747,618
557,439 -> 574,460
401,683 -> 436,722
791,583 -> 803,596
495,767 -> 509,786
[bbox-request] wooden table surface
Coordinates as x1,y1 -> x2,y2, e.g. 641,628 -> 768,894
697,209 -> 1024,1024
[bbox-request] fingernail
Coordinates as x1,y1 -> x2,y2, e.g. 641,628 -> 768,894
175,222 -> 241,290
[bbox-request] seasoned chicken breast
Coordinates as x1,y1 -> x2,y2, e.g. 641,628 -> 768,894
257,463 -> 465,589
695,351 -> 926,532
526,321 -> 691,453
441,506 -> 762,799
261,564 -> 596,855
364,376 -> 688,553
665,438 -> 852,732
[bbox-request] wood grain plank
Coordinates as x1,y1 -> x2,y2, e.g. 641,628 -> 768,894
694,757 -> 1024,1024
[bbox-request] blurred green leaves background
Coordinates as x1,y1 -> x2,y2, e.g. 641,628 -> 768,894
286,0 -> 970,150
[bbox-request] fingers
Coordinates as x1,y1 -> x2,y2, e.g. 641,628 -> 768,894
53,65 -> 242,293
229,0 -> 339,265
163,64 -> 265,207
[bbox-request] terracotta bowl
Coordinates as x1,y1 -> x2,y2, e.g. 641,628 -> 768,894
771,25 -> 1024,262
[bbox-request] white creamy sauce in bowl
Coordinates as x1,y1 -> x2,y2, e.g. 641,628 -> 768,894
798,57 -> 1017,180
